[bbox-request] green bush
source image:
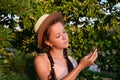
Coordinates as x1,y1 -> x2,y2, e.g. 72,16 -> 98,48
0,0 -> 120,80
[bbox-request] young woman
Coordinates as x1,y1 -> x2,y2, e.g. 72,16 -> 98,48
34,12 -> 98,80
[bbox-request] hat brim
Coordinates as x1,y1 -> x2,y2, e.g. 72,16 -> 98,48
37,12 -> 64,49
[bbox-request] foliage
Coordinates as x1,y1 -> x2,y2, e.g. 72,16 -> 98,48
0,50 -> 37,80
0,0 -> 120,80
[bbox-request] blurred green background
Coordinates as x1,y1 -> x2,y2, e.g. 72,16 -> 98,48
0,0 -> 120,80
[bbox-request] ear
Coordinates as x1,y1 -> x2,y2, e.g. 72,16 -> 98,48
45,40 -> 52,47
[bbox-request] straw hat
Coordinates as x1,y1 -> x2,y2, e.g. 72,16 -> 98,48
34,12 -> 64,49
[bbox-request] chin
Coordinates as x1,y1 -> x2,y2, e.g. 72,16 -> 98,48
64,45 -> 69,48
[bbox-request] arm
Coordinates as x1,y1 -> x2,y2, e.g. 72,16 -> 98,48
34,54 -> 50,80
61,49 -> 98,80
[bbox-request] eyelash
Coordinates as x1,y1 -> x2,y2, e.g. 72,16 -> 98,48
56,35 -> 60,38
56,30 -> 66,38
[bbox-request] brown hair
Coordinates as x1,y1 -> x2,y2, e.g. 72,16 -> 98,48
42,18 -> 74,80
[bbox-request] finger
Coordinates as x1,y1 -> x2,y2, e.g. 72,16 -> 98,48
85,48 -> 98,59
87,49 -> 97,58
85,52 -> 93,58
89,49 -> 98,61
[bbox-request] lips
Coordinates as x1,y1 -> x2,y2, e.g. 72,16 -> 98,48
64,40 -> 68,44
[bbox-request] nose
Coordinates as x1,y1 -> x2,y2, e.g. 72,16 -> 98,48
62,33 -> 68,40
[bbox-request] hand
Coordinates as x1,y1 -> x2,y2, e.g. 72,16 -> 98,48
79,48 -> 98,69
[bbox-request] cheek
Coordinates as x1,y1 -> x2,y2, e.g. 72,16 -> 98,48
50,39 -> 62,47
51,39 -> 61,45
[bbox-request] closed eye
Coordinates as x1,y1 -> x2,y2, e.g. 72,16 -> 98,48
56,34 -> 60,38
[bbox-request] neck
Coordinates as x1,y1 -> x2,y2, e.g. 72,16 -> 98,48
50,48 -> 65,59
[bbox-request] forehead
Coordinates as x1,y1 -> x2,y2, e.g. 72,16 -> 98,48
50,22 -> 64,33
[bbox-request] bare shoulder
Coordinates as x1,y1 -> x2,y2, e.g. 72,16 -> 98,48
34,53 -> 46,59
34,53 -> 47,63
34,53 -> 50,79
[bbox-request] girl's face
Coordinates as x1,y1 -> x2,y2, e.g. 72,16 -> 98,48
46,22 -> 69,49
